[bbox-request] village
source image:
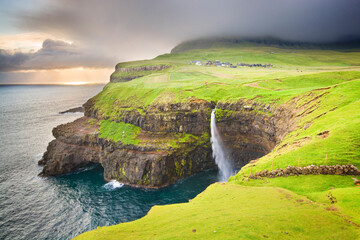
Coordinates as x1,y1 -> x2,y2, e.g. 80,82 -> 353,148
189,60 -> 273,68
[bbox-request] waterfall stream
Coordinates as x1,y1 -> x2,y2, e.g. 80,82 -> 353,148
210,108 -> 235,182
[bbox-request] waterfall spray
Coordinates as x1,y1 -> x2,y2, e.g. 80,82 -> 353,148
210,108 -> 235,182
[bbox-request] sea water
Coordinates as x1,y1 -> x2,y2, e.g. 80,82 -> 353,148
0,85 -> 218,240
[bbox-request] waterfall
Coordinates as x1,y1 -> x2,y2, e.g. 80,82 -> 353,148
210,108 -> 235,182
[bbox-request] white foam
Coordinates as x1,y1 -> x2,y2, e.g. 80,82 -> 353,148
103,180 -> 124,190
34,152 -> 44,161
210,108 -> 235,182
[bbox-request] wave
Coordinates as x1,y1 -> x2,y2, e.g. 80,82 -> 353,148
34,152 -> 44,161
103,180 -> 124,190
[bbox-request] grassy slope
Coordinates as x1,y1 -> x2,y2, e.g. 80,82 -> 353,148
236,78 -> 360,176
232,175 -> 360,226
75,183 -> 359,240
76,45 -> 360,239
93,45 -> 360,113
99,120 -> 141,145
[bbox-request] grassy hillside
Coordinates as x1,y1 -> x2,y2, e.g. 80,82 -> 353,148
75,183 -> 359,240
91,46 -> 360,118
76,43 -> 360,239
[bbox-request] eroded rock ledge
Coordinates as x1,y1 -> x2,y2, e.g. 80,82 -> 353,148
39,117 -> 214,188
215,100 -> 298,169
110,65 -> 170,83
59,106 -> 84,114
248,164 -> 360,179
39,98 -> 298,188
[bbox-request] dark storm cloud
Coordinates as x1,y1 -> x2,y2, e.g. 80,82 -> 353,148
0,39 -> 114,71
0,50 -> 30,71
9,0 -> 360,67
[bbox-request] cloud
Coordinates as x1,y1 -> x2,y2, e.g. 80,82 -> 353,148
0,50 -> 29,71
0,32 -> 54,52
6,0 -> 360,66
0,39 -> 114,71
0,67 -> 112,84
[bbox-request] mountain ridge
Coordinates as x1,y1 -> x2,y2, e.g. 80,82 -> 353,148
171,36 -> 360,53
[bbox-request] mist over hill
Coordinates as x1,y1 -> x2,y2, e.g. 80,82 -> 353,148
171,37 -> 360,53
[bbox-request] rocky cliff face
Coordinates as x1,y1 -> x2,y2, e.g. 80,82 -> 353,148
215,100 -> 298,169
110,65 -> 170,83
85,99 -> 213,134
39,96 -> 298,188
39,116 -> 215,188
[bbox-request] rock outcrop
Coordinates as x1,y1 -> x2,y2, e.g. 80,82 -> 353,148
215,100 -> 297,169
248,164 -> 360,179
59,106 -> 84,114
85,99 -> 214,134
110,65 -> 170,83
115,65 -> 170,72
39,96 -> 298,188
39,117 -> 215,188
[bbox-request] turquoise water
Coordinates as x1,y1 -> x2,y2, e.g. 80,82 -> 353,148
0,85 -> 218,240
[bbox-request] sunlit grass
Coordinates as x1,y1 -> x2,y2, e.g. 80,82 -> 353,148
75,44 -> 360,239
75,183 -> 359,240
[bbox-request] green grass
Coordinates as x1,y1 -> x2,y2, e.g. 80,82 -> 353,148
230,175 -> 360,225
258,71 -> 360,90
76,43 -> 360,239
98,119 -> 203,149
89,44 -> 360,118
110,64 -> 172,82
170,133 -> 199,148
238,79 -> 360,177
157,46 -> 360,67
99,120 -> 141,145
75,183 -> 359,240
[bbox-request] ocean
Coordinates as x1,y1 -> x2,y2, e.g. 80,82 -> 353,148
0,84 -> 218,240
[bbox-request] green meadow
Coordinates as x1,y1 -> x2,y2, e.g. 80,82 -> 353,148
77,42 -> 360,239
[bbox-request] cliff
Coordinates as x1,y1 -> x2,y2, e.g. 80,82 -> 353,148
39,42 -> 360,190
39,96 -> 297,188
110,64 -> 170,83
39,115 -> 214,188
69,40 -> 360,239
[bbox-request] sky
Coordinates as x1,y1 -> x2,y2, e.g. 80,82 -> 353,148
0,0 -> 359,84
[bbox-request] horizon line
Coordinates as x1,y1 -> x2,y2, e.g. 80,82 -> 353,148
0,82 -> 107,86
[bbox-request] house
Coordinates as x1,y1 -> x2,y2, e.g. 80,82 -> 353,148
190,60 -> 202,65
189,59 -> 272,69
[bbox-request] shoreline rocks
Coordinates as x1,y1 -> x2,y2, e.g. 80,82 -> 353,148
59,106 -> 84,114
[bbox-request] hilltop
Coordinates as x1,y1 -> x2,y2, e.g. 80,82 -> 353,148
38,39 -> 360,239
171,37 -> 360,53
